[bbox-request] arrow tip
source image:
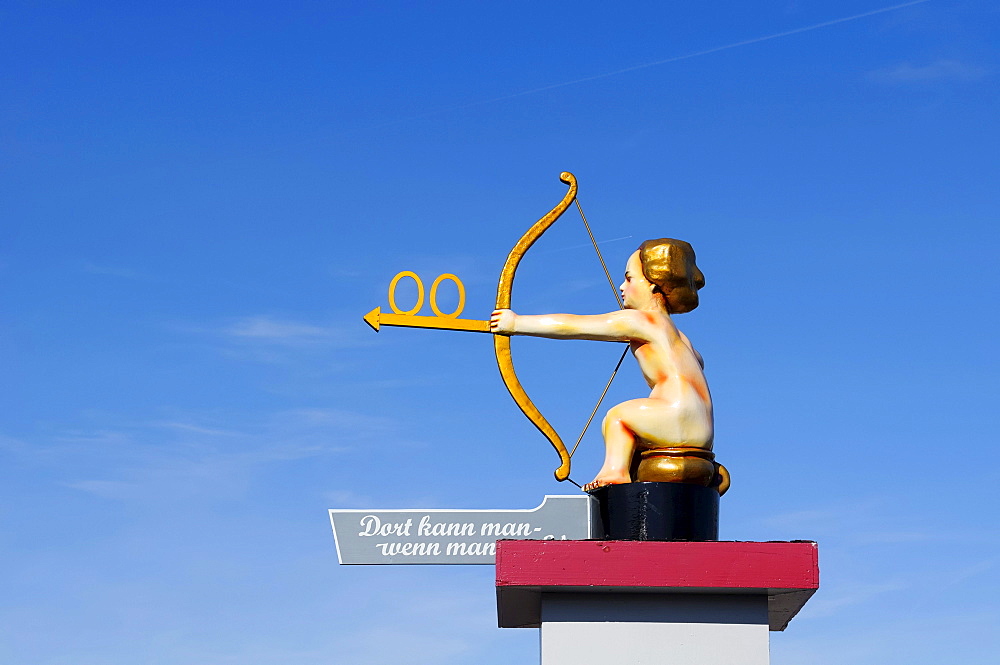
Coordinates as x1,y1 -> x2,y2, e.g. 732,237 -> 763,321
363,307 -> 380,332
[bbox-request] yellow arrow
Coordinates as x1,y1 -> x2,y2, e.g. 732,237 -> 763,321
364,307 -> 491,333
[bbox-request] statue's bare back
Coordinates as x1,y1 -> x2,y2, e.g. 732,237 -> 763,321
621,310 -> 713,451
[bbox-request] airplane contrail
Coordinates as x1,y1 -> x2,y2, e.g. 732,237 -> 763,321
468,0 -> 932,107
371,0 -> 931,128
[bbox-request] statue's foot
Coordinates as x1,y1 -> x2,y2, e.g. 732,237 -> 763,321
583,470 -> 630,492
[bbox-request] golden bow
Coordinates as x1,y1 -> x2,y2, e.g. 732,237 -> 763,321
494,172 -> 627,483
493,172 -> 578,481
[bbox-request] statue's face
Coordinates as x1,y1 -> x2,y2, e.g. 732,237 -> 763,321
619,251 -> 656,310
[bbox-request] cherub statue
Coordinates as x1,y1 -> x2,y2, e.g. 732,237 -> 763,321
491,238 -> 716,492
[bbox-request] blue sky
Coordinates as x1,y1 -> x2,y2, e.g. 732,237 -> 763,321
2,1 -> 998,663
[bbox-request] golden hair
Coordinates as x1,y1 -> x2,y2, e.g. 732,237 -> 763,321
638,238 -> 705,313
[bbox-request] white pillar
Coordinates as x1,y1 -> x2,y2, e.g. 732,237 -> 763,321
539,593 -> 770,665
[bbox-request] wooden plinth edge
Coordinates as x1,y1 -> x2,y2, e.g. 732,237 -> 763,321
495,540 -> 819,631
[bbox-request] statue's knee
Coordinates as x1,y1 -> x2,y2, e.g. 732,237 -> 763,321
603,405 -> 625,431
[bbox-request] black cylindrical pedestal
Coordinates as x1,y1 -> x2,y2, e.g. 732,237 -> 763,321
588,482 -> 719,541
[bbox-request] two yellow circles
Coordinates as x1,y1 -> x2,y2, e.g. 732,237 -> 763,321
388,271 -> 467,318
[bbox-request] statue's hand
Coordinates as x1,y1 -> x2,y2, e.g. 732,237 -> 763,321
490,309 -> 516,335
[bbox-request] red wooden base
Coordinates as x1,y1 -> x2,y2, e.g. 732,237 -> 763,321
496,540 -> 819,631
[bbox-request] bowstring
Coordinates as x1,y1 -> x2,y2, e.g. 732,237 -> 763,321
567,197 -> 629,463
568,346 -> 629,459
575,199 -> 624,309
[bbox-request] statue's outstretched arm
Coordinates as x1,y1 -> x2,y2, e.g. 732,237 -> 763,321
491,309 -> 651,343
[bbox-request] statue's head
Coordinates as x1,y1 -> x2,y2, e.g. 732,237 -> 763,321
638,238 -> 705,313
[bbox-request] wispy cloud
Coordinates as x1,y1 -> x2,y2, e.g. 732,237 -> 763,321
265,407 -> 396,445
81,261 -> 147,280
0,434 -> 30,455
224,316 -> 334,342
8,407 -> 399,503
332,585 -> 497,665
851,530 -> 934,544
206,315 -> 372,352
870,59 -> 989,83
800,581 -> 907,619
173,315 -> 373,365
64,479 -> 141,500
760,508 -> 839,529
342,627 -> 470,665
940,558 -> 997,586
323,488 -> 374,506
754,498 -> 937,545
775,608 -> 1000,664
177,315 -> 359,345
52,428 -> 133,447
150,421 -> 239,436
